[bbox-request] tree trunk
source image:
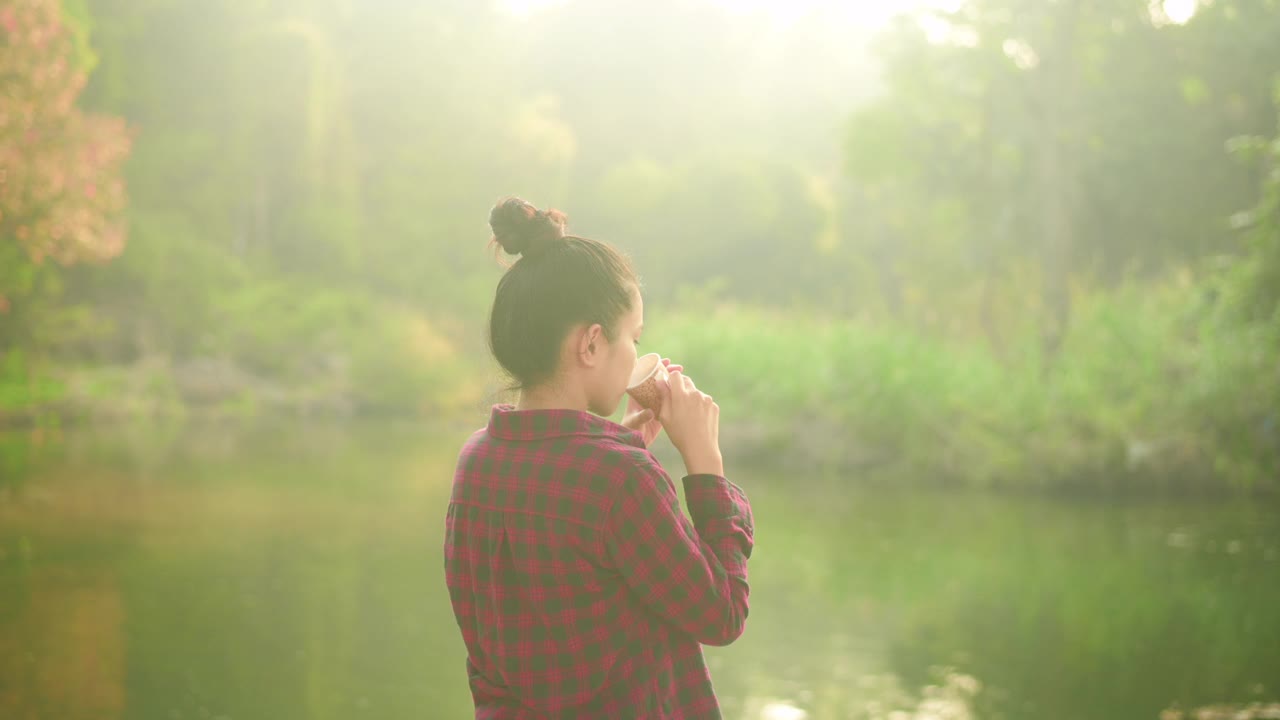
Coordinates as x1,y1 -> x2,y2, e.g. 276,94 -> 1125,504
1035,0 -> 1082,365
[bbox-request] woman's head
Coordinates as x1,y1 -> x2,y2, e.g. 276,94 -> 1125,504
487,197 -> 644,416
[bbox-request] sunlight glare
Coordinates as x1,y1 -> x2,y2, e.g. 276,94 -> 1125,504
499,0 -> 940,29
703,0 -> 938,29
759,701 -> 809,720
1002,38 -> 1040,69
1162,0 -> 1198,24
498,0 -> 570,19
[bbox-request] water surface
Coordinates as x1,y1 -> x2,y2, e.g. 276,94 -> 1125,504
1,422 -> 1276,719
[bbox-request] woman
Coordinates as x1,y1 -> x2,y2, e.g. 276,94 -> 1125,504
444,198 -> 754,719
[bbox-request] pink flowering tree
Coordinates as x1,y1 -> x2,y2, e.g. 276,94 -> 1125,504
0,0 -> 131,316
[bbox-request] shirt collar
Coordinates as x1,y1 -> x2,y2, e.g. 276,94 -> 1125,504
486,403 -> 645,447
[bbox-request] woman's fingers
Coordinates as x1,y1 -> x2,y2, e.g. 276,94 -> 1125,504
664,370 -> 683,410
668,369 -> 712,407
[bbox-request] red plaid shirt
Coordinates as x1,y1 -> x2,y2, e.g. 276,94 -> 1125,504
444,404 -> 754,719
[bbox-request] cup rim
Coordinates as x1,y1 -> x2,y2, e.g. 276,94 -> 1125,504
627,353 -> 663,389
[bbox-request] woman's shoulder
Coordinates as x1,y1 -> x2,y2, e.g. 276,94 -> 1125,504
454,425 -> 654,469
589,438 -> 676,494
545,434 -> 675,501
455,427 -> 490,461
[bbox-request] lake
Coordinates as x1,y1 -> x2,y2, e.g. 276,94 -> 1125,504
1,420 -> 1277,719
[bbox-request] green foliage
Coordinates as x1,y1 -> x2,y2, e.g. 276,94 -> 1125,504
0,350 -> 65,488
844,0 -> 1280,324
1219,79 -> 1280,326
200,279 -> 474,415
0,351 -> 64,415
1185,80 -> 1280,489
57,0 -> 98,71
650,280 -> 1275,492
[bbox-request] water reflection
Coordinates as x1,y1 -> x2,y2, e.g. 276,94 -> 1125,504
756,699 -> 808,720
1162,703 -> 1280,720
739,668 -> 979,720
1,423 -> 1278,719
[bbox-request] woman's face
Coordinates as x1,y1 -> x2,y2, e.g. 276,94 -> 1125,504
586,285 -> 644,418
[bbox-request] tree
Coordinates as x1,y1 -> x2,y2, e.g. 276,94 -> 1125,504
0,0 -> 131,314
843,0 -> 1280,350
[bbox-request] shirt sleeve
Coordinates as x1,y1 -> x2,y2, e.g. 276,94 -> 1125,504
602,453 -> 754,646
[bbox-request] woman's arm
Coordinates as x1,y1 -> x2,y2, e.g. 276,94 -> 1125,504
603,455 -> 753,646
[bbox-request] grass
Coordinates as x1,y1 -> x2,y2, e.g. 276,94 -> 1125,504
647,282 -> 1278,493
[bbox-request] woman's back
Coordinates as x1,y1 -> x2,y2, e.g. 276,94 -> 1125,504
446,405 -> 752,719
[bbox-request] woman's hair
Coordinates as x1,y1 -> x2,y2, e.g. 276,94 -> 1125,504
487,197 -> 639,391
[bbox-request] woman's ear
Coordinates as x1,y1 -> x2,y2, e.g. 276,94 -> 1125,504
586,324 -> 602,354
577,323 -> 604,362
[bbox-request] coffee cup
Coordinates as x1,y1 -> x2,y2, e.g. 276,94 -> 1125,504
626,353 -> 668,412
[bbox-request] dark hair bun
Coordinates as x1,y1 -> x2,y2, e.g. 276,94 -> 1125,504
489,197 -> 567,257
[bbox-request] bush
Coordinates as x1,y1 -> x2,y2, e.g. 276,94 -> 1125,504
647,282 -> 1274,492
200,280 -> 477,415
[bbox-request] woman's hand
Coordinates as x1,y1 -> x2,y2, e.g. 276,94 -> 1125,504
621,358 -> 681,447
657,366 -> 722,476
